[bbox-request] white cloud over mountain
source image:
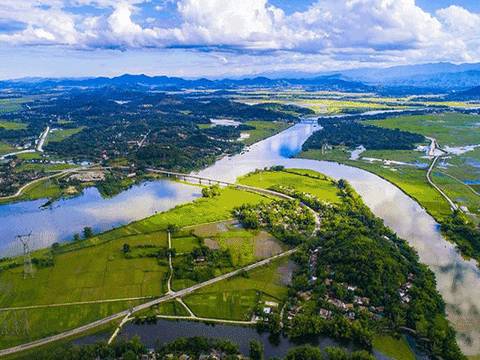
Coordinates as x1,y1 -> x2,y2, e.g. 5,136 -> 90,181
0,0 -> 479,67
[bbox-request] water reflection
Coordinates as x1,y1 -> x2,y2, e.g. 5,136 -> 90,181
0,181 -> 201,256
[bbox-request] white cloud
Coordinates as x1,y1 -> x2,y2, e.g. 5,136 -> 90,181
0,0 -> 479,67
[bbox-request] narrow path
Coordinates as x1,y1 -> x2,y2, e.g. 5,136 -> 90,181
0,168 -> 75,200
166,231 -> 173,294
427,155 -> 458,211
0,247 -> 298,357
0,296 -> 155,312
0,149 -> 36,161
176,298 -> 195,317
439,171 -> 480,199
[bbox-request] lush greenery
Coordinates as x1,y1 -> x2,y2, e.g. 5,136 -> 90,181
278,180 -> 465,359
302,121 -> 425,152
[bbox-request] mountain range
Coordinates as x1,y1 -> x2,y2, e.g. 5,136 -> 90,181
1,62 -> 480,94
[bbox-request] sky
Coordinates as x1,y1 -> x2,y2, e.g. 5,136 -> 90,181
0,0 -> 480,79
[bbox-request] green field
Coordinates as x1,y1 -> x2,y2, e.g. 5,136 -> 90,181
0,121 -> 27,130
154,300 -> 191,317
364,114 -> 480,147
192,221 -> 286,266
372,335 -> 416,360
44,127 -> 85,145
238,168 -> 342,204
241,121 -> 293,146
298,150 -> 454,220
0,142 -> 13,156
0,98 -> 29,114
135,187 -> 271,231
183,257 -> 289,320
0,184 -> 269,349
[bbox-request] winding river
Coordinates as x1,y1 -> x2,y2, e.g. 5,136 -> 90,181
1,120 -> 479,355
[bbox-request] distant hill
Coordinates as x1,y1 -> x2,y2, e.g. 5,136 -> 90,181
0,74 -> 374,93
2,62 -> 480,93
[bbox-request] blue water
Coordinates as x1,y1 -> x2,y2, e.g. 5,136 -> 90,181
0,180 -> 201,256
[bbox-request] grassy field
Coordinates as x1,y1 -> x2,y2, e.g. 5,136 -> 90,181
134,187 -> 271,232
192,221 -> 286,266
0,98 -> 29,114
44,127 -> 85,145
298,150 -> 454,220
0,184 -> 269,349
372,335 -> 416,360
183,257 -> 289,320
238,168 -> 342,204
0,301 -> 139,350
0,142 -> 13,156
0,121 -> 27,130
364,113 -> 480,147
154,300 -> 191,317
242,121 -> 293,146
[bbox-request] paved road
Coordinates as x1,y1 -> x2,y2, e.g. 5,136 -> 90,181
427,155 -> 458,211
0,248 -> 298,357
36,126 -> 50,152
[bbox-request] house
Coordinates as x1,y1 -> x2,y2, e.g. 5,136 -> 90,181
179,355 -> 190,360
263,307 -> 272,314
328,299 -> 346,310
346,312 -> 356,320
319,308 -> 333,320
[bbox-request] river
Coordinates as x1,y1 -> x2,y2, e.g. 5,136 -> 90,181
1,120 -> 479,355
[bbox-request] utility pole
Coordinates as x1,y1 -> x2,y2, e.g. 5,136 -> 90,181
15,232 -> 35,279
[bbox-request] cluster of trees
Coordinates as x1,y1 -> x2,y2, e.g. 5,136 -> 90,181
202,184 -> 221,198
23,335 -> 378,360
302,121 -> 425,151
201,124 -> 255,141
21,336 -> 147,360
254,102 -> 315,116
234,199 -> 315,245
173,246 -> 233,282
440,210 -> 480,262
157,336 -> 241,359
281,180 -> 465,360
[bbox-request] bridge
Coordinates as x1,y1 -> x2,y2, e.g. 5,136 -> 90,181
148,169 -> 233,186
147,168 -> 297,202
148,168 -> 321,233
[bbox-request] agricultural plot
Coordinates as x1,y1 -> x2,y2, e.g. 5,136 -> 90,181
192,220 -> 286,266
0,142 -> 13,156
0,98 -> 29,114
44,127 -> 85,145
0,121 -> 27,130
364,114 -> 480,147
182,257 -> 289,320
0,184 -> 270,349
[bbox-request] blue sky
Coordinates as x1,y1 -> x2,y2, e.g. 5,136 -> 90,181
0,0 -> 479,79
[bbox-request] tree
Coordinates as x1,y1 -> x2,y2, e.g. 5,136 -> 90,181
73,233 -> 80,241
249,340 -> 263,360
325,347 -> 347,360
123,243 -> 131,254
83,226 -> 94,239
349,350 -> 375,360
51,242 -> 60,251
123,349 -> 136,360
285,345 -> 323,360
